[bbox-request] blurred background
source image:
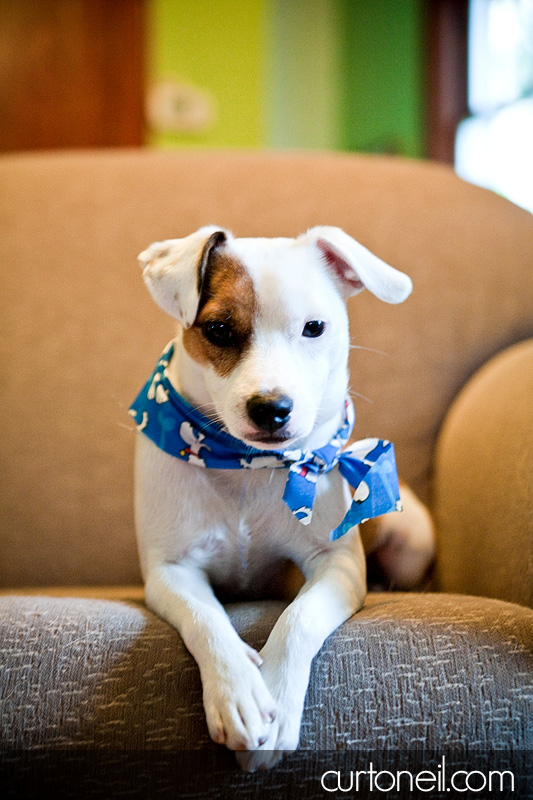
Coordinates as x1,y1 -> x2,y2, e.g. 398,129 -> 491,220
0,0 -> 531,211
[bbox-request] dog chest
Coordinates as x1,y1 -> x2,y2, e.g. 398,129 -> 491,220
181,465 -> 352,591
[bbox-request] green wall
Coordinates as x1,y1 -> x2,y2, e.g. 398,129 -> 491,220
147,0 -> 267,148
339,0 -> 426,157
147,0 -> 426,157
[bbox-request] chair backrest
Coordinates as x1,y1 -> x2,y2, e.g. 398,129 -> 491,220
1,150 -> 532,587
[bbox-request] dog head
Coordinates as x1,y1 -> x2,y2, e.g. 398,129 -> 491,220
139,226 -> 412,449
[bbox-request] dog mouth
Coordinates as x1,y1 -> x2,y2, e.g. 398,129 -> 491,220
245,431 -> 294,448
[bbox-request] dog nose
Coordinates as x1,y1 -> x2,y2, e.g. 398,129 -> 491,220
246,392 -> 293,434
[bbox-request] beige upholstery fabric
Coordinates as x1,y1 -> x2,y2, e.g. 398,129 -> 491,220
1,151 -> 533,587
435,340 -> 533,606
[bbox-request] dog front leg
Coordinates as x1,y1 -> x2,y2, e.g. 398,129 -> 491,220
144,562 -> 277,751
236,532 -> 366,771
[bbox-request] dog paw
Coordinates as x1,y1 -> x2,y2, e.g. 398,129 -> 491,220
233,661 -> 304,772
201,645 -> 277,752
234,705 -> 300,772
364,484 -> 436,589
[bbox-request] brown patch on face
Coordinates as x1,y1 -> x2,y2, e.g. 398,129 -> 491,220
182,251 -> 256,377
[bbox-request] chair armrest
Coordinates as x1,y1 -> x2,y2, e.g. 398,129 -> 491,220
434,339 -> 533,607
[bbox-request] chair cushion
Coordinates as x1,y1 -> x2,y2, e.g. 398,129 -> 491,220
1,590 -> 531,751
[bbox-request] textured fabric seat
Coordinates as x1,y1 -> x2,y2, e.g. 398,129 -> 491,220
1,150 -> 532,798
2,592 -> 531,751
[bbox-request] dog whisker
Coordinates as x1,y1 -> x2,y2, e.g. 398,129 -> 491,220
349,343 -> 391,358
116,422 -> 137,433
199,421 -> 227,441
194,404 -> 226,429
348,389 -> 374,405
197,412 -> 224,428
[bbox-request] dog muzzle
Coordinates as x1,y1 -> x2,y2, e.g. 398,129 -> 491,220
129,343 -> 402,540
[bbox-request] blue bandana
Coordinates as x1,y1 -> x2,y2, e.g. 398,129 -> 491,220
129,343 -> 402,540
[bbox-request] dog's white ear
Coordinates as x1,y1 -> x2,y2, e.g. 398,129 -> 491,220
303,225 -> 412,304
138,226 -> 230,326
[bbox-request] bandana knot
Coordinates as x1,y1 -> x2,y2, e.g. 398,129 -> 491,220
129,344 -> 402,540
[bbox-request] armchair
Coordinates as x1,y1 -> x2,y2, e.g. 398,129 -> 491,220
1,150 -> 531,797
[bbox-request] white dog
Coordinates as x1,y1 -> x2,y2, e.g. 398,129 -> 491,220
130,226 -> 435,771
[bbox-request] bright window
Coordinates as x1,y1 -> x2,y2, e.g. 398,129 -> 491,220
455,0 -> 533,212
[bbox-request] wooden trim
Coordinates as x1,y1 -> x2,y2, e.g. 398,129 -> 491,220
426,0 -> 469,164
0,0 -> 145,151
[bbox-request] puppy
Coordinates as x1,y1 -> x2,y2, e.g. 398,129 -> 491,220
130,226 -> 435,771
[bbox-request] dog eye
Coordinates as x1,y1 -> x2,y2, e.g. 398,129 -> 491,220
202,321 -> 235,347
302,320 -> 325,338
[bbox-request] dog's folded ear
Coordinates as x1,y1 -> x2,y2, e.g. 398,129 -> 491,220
138,226 -> 230,326
303,226 -> 412,304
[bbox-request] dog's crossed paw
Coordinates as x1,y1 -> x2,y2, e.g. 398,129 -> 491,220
234,710 -> 300,772
233,648 -> 307,771
233,671 -> 303,772
202,644 -> 277,752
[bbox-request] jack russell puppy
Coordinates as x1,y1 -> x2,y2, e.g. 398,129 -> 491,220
129,226 -> 435,771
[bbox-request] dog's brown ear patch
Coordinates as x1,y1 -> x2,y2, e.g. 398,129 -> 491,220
138,226 -> 230,326
197,230 -> 228,295
182,251 -> 256,377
